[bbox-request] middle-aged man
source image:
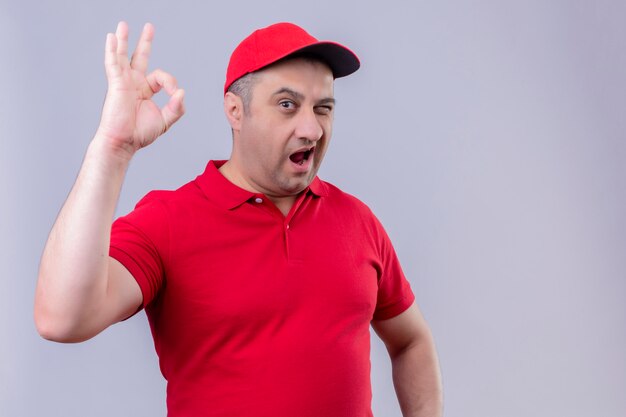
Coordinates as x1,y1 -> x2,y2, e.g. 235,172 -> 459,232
35,21 -> 443,416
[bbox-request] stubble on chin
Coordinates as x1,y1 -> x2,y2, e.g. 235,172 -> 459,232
270,169 -> 313,196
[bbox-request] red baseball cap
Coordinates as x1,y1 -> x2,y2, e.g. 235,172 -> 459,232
224,22 -> 360,94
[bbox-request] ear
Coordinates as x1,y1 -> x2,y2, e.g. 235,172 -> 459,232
224,92 -> 244,132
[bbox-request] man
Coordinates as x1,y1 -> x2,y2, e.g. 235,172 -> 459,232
35,21 -> 443,416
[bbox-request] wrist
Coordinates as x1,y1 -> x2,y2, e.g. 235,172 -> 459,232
91,129 -> 136,164
87,133 -> 136,173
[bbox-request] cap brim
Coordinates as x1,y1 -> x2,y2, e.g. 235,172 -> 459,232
284,41 -> 360,78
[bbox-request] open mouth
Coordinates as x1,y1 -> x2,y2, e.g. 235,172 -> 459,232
289,147 -> 315,166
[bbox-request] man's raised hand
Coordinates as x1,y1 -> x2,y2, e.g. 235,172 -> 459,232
97,22 -> 185,158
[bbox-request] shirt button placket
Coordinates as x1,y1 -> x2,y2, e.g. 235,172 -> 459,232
284,223 -> 290,259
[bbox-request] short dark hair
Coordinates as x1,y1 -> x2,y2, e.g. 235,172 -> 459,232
226,72 -> 258,113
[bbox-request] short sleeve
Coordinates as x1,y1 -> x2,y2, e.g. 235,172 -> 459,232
109,192 -> 170,309
371,215 -> 415,321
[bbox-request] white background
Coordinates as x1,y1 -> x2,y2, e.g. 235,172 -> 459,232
1,1 -> 625,416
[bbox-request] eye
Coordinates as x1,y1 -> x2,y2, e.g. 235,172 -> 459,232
315,105 -> 334,115
279,100 -> 296,110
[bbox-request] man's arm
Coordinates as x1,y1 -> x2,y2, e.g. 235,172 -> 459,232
34,22 -> 185,343
372,302 -> 443,417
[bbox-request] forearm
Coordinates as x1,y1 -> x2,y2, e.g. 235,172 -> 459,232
35,135 -> 132,339
391,330 -> 443,417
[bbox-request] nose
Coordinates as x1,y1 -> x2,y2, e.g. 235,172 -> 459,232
294,108 -> 323,142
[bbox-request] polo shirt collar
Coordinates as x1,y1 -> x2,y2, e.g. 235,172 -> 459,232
196,160 -> 328,210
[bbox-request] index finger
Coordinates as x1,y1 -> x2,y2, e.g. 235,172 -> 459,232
130,23 -> 155,74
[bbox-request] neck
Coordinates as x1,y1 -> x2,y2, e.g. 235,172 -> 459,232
269,195 -> 298,217
219,160 -> 297,216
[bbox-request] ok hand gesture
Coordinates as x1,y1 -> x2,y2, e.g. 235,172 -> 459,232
97,22 -> 185,157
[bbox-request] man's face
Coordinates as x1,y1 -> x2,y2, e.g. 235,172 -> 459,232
234,58 -> 335,198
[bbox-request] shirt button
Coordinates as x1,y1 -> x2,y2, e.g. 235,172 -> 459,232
286,224 -> 290,230
254,197 -> 263,204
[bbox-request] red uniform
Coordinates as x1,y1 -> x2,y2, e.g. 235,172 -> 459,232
110,160 -> 414,416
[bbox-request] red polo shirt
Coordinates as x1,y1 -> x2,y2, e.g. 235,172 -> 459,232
110,160 -> 414,417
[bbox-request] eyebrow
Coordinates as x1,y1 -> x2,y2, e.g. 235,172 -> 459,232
272,87 -> 336,106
